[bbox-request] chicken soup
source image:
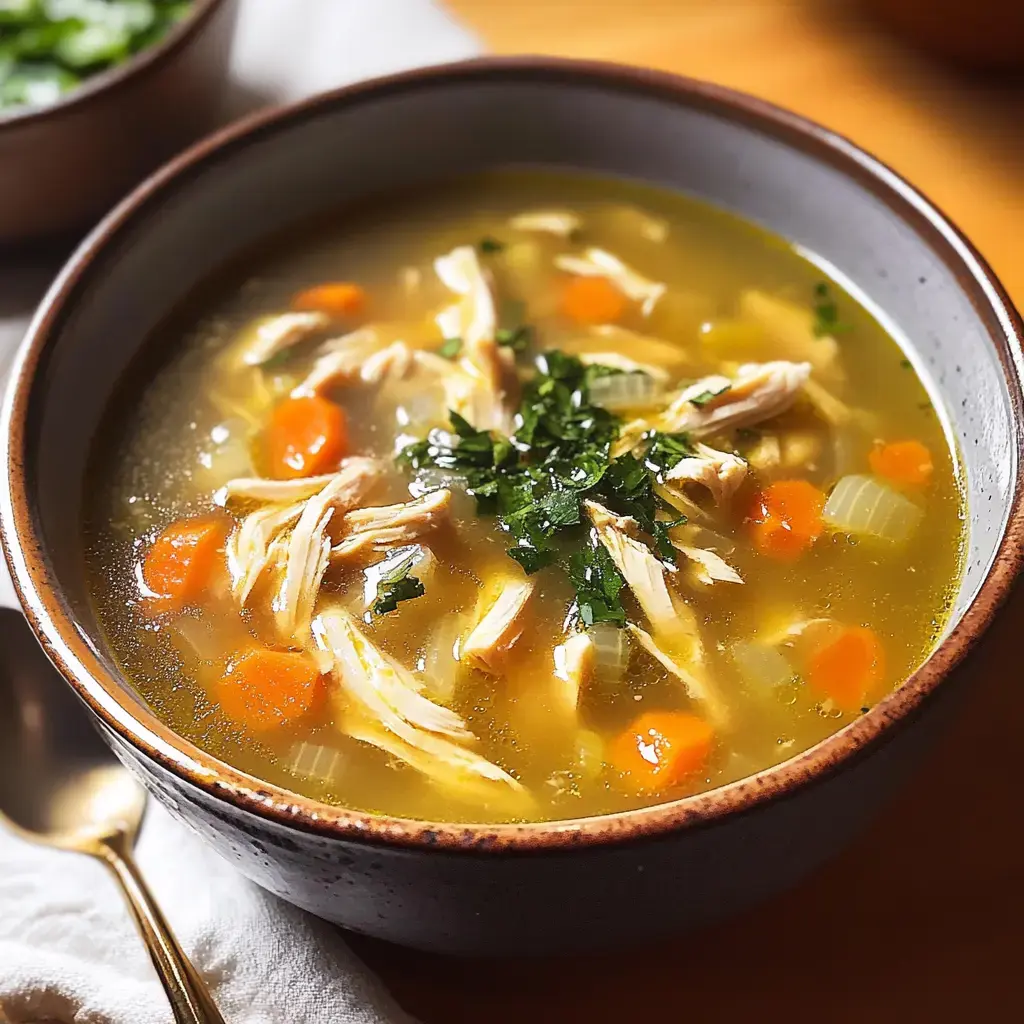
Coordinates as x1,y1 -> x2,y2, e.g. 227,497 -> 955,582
85,171 -> 965,823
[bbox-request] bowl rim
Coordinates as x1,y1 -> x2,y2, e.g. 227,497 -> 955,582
3,56 -> 1023,854
0,0 -> 229,129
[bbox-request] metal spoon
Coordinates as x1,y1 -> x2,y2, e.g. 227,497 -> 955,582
0,609 -> 227,1024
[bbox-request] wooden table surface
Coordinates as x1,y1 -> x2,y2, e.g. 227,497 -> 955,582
356,3 -> 1024,1020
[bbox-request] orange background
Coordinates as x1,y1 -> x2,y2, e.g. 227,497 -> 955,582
354,3 -> 1024,1020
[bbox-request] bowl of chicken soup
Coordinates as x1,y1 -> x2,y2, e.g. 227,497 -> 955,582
2,58 -> 1022,954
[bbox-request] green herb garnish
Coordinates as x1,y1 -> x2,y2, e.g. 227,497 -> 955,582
371,551 -> 426,616
399,349 -> 690,626
478,236 -> 504,254
688,384 -> 731,409
439,336 -> 463,359
900,358 -> 912,369
812,281 -> 852,337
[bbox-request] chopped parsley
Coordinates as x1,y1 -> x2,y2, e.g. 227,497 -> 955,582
399,349 -> 692,626
439,336 -> 463,359
478,236 -> 505,254
812,281 -> 852,337
370,552 -> 426,616
688,384 -> 731,409
900,358 -> 912,370
496,299 -> 534,353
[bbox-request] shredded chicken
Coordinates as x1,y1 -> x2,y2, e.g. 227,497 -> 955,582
462,578 -> 535,676
614,360 -> 812,456
291,327 -> 382,395
555,248 -> 666,316
583,500 -> 681,637
270,459 -> 382,638
359,341 -> 415,384
665,443 -> 748,504
233,311 -> 329,368
508,209 -> 582,237
626,623 -> 729,727
675,545 -> 744,585
226,502 -> 305,604
762,617 -> 842,663
331,490 -> 452,563
584,325 -> 690,370
552,632 -> 594,713
217,473 -> 340,506
314,608 -> 524,796
434,245 -> 518,431
578,352 -> 671,383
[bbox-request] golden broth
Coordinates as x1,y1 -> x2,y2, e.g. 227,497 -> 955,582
84,171 -> 965,823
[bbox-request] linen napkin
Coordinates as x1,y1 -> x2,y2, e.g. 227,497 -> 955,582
0,1 -> 480,1020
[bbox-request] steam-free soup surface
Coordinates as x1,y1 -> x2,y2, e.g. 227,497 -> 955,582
86,171 -> 964,824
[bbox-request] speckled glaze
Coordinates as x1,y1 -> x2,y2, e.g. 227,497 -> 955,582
0,0 -> 237,243
2,59 -> 1023,954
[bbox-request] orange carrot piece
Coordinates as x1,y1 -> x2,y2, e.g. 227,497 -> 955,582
218,649 -> 323,731
748,479 -> 826,561
561,275 -> 626,325
265,395 -> 348,479
291,282 -> 366,317
807,626 -> 886,711
869,439 -> 933,487
610,711 -> 714,790
141,516 -> 226,614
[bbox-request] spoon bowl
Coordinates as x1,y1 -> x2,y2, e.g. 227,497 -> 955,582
0,609 -> 144,844
0,609 -> 225,1024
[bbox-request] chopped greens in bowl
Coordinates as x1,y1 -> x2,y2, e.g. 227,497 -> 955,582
0,0 -> 193,111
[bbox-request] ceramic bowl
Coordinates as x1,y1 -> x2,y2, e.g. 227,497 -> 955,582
0,0 -> 238,244
2,58 -> 1023,955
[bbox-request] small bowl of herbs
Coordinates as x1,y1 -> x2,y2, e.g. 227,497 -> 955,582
0,0 -> 237,242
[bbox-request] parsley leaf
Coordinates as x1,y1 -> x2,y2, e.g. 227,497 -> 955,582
688,384 -> 731,409
479,236 -> 504,254
371,552 -> 426,616
812,282 -> 852,337
645,431 -> 694,475
439,336 -> 463,359
496,298 -> 534,353
566,541 -> 626,626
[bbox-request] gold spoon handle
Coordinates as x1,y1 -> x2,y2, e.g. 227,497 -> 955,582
94,831 -> 227,1024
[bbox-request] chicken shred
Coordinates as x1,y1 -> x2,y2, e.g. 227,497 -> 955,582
271,459 -> 383,639
331,490 -> 452,564
226,502 -> 305,604
217,473 -> 341,506
675,545 -> 744,586
291,327 -> 382,396
626,623 -> 729,726
462,578 -> 536,676
665,443 -> 748,505
434,245 -> 518,431
614,360 -> 812,457
552,632 -> 595,714
554,248 -> 666,316
508,209 -> 582,237
313,608 -> 525,796
234,311 -> 329,368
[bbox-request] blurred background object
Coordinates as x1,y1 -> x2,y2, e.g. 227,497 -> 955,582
0,0 -> 237,243
861,0 -> 1024,71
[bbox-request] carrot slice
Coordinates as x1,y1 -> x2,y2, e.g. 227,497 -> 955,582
265,395 -> 348,479
807,626 -> 886,711
748,479 -> 826,561
561,276 -> 626,325
610,711 -> 714,790
141,516 -> 226,614
869,439 -> 933,487
218,648 -> 323,731
291,282 -> 366,317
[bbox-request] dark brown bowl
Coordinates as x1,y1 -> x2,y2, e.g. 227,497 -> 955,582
0,0 -> 238,244
2,58 -> 1023,954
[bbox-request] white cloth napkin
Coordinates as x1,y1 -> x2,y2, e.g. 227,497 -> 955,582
0,1 -> 480,1020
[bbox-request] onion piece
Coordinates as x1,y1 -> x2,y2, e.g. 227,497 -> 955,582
287,742 -> 347,787
587,370 -> 664,412
587,622 -> 629,686
729,641 -> 797,691
823,475 -> 923,544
